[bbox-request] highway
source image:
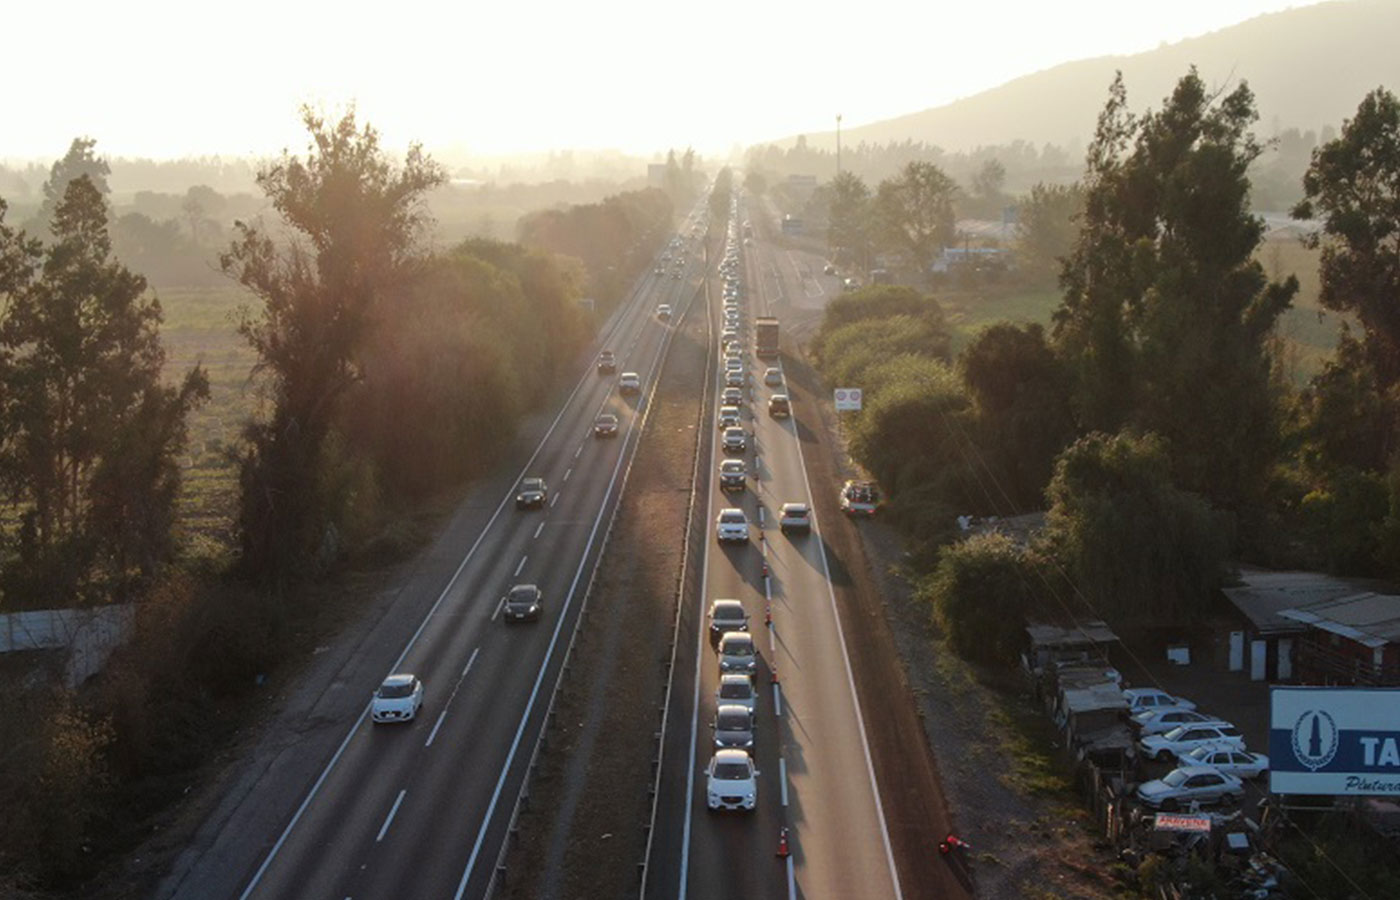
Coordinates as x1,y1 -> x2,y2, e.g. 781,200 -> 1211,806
232,219 -> 706,900
647,198 -> 902,900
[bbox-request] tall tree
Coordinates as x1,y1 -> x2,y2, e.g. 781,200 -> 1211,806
1015,182 -> 1084,286
221,108 -> 444,584
826,170 -> 872,268
0,177 -> 207,603
1293,88 -> 1400,389
1054,70 -> 1296,513
873,160 -> 958,278
34,138 -> 111,236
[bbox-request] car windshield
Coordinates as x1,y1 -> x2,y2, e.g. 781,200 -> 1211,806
722,640 -> 754,657
509,587 -> 537,602
1162,726 -> 1190,741
379,681 -> 414,698
522,479 -> 543,491
1162,769 -> 1192,787
720,511 -> 745,523
719,683 -> 750,700
714,762 -> 751,780
718,710 -> 750,730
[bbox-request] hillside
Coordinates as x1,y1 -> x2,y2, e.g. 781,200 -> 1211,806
790,0 -> 1398,152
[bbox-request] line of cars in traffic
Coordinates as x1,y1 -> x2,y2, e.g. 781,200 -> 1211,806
702,211 -> 819,814
1124,687 -> 1269,811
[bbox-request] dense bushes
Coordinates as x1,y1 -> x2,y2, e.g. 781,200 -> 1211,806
922,533 -> 1043,665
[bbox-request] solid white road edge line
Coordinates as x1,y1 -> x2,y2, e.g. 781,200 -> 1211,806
375,790 -> 406,843
789,383 -> 904,900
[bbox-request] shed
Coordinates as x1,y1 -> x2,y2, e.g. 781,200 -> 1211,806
1024,620 -> 1121,675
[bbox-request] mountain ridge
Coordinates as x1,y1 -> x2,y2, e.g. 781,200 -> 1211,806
777,0 -> 1398,153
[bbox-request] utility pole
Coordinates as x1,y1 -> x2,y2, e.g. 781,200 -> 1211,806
836,113 -> 843,176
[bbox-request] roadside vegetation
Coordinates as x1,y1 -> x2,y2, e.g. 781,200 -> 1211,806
0,110 -> 693,895
812,71 -> 1400,899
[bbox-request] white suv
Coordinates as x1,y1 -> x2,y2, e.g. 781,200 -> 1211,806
715,508 -> 749,543
706,749 -> 758,811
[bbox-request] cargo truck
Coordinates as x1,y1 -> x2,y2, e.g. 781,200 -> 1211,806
755,316 -> 779,360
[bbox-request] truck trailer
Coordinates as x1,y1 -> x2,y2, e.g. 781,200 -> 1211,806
755,316 -> 779,360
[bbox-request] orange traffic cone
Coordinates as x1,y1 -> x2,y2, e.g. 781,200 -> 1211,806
776,826 -> 790,858
770,664 -> 780,684
765,605 -> 772,625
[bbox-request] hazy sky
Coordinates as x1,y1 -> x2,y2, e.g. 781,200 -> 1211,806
7,0 -> 1331,163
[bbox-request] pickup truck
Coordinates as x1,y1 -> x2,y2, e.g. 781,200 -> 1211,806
839,480 -> 880,516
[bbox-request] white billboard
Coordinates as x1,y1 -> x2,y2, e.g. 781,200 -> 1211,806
1269,686 -> 1400,796
834,388 -> 862,411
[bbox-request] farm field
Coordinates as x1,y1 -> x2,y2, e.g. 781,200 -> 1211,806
157,285 -> 261,559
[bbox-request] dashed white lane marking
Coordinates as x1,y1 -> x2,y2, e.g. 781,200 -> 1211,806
534,521 -> 545,539
550,493 -> 560,508
425,647 -> 480,748
514,555 -> 528,577
564,467 -> 573,482
425,710 -> 449,748
376,789 -> 406,843
575,444 -> 584,459
492,596 -> 505,622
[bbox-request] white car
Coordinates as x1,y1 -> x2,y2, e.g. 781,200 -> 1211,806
1124,687 -> 1197,713
371,674 -> 423,724
619,372 -> 642,395
716,507 -> 749,542
1131,707 -> 1219,736
717,405 -> 741,429
1179,745 -> 1270,779
724,356 -> 744,373
725,370 -> 745,388
656,303 -> 672,320
763,367 -> 783,387
721,386 -> 744,406
716,672 -> 757,713
706,749 -> 758,811
1140,722 -> 1245,761
779,502 -> 811,533
1136,765 -> 1243,810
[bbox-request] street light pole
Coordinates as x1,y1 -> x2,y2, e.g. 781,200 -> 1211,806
836,114 -> 843,176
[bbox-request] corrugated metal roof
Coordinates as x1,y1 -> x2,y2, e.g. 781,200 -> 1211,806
1224,570 -> 1400,647
1279,592 -> 1400,648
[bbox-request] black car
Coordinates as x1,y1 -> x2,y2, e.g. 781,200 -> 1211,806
515,477 -> 548,509
597,350 -> 617,374
503,584 -> 542,622
594,413 -> 619,437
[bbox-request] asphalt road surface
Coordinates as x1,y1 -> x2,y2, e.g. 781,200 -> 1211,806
646,201 -> 902,900
228,222 -> 707,900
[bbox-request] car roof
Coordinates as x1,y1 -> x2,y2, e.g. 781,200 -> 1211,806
711,598 -> 744,611
721,459 -> 744,470
720,630 -> 753,642
382,673 -> 417,687
509,583 -> 539,593
719,672 -> 752,685
1174,765 -> 1229,777
781,502 -> 809,512
719,507 -> 744,516
714,748 -> 751,764
724,427 -> 744,435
